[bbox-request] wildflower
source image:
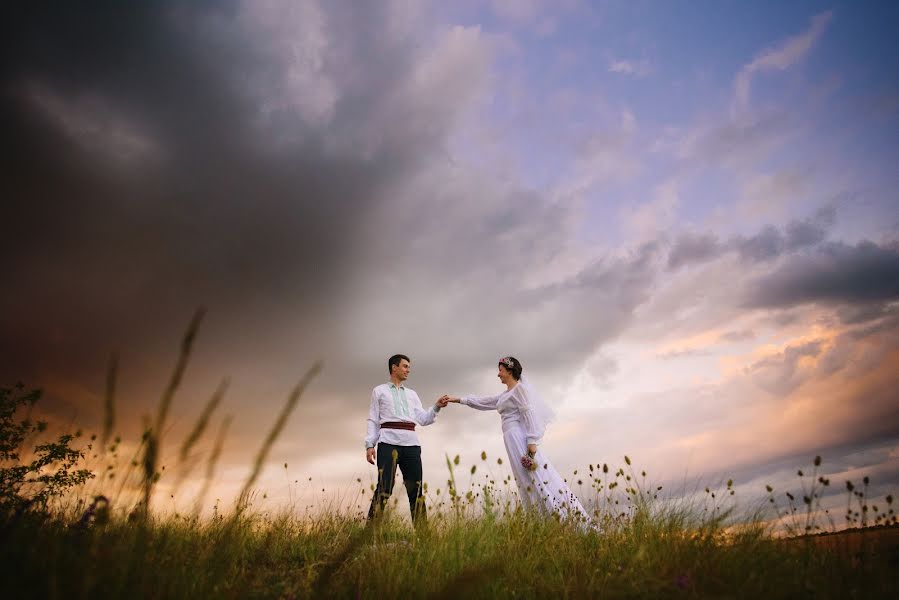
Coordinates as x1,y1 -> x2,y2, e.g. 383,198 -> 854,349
471,465 -> 477,475
624,455 -> 631,465
766,485 -> 773,493
453,455 -> 460,465
497,458 -> 503,465
481,451 -> 487,461
814,455 -> 821,467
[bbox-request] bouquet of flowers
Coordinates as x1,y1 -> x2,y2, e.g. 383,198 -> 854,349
520,453 -> 538,471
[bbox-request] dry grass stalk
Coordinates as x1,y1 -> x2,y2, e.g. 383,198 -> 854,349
193,414 -> 233,517
101,352 -> 117,450
236,361 -> 323,510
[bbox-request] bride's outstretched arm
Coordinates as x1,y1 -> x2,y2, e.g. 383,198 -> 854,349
455,392 -> 503,411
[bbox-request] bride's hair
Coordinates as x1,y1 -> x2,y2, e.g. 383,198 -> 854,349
498,356 -> 523,380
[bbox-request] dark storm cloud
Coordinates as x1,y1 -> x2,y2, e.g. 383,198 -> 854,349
783,207 -> 832,249
733,209 -> 832,263
734,224 -> 785,262
666,208 -> 835,271
666,232 -> 721,270
0,1 -> 478,405
338,187 -> 665,394
743,241 -> 899,309
835,303 -> 895,326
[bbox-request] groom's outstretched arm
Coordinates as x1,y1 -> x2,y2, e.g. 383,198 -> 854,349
408,389 -> 441,426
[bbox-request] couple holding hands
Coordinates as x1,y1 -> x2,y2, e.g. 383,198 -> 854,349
364,354 -> 591,527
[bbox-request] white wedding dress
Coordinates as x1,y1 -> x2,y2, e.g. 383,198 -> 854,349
461,381 -> 593,525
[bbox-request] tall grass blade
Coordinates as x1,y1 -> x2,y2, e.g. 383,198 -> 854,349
193,414 -> 233,517
179,377 -> 228,464
140,308 -> 205,516
170,377 -> 229,497
155,307 -> 205,435
101,352 -> 117,450
236,361 -> 323,509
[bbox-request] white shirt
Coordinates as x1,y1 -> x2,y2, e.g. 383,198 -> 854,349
365,382 -> 440,448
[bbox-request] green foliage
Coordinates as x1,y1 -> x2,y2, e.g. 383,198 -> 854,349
0,383 -> 94,517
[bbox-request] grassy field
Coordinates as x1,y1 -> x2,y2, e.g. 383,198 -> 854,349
3,500 -> 898,599
3,315 -> 897,598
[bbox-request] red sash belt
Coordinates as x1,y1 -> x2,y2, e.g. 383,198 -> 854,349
381,421 -> 416,431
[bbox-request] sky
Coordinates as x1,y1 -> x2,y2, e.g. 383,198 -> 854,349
2,0 -> 898,518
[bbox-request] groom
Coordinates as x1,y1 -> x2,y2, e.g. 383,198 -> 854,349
365,354 -> 449,525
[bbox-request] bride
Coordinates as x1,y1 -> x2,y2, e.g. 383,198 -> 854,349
441,356 -> 592,525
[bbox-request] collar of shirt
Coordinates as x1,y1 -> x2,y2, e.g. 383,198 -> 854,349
386,382 -> 411,418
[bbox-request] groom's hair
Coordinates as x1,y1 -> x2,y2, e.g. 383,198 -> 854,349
388,354 -> 410,374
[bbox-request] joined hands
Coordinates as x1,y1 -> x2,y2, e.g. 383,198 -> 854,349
436,395 -> 460,408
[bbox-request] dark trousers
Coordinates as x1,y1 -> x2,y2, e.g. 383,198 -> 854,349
367,442 -> 426,524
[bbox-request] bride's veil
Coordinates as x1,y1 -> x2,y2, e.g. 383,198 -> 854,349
519,374 -> 556,431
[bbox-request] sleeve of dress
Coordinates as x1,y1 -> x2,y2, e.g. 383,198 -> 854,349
511,386 -> 545,445
409,390 -> 440,426
364,387 -> 380,449
460,392 -> 503,411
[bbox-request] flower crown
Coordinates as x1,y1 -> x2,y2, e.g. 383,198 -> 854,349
499,357 -> 515,369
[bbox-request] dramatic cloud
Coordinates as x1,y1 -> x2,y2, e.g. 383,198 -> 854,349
667,209 -> 835,271
667,232 -> 721,270
0,0 -> 496,448
744,241 -> 899,309
570,314 -> 899,484
1,2 -> 896,512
